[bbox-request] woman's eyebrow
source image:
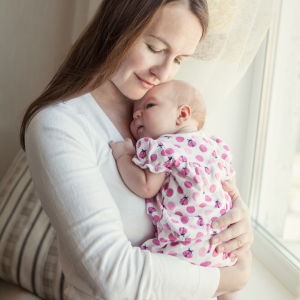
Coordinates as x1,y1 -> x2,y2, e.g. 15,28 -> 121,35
149,34 -> 193,57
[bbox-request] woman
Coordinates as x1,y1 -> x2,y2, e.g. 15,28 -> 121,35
20,1 -> 253,299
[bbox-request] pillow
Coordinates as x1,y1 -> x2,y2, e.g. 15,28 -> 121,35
0,150 -> 67,300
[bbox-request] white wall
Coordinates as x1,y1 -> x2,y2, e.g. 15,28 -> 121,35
0,0 -> 78,181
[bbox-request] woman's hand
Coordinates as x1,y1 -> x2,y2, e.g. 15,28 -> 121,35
210,180 -> 254,258
213,250 -> 252,297
109,138 -> 136,160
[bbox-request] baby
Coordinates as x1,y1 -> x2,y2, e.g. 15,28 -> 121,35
109,80 -> 238,300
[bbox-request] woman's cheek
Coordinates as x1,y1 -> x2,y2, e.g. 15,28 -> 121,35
131,48 -> 154,70
168,64 -> 180,81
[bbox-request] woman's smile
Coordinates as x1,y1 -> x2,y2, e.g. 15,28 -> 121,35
135,74 -> 156,89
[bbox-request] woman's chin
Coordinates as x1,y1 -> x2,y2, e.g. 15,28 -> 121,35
122,87 -> 150,101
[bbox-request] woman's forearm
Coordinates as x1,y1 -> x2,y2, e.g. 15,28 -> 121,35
213,267 -> 240,297
213,250 -> 252,297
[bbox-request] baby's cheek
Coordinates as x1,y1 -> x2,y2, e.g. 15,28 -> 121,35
130,120 -> 135,133
130,121 -> 137,139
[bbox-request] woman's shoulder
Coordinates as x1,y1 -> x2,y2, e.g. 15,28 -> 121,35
31,94 -> 90,126
29,93 -> 97,131
25,94 -> 94,150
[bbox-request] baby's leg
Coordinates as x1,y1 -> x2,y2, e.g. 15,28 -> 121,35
218,291 -> 238,300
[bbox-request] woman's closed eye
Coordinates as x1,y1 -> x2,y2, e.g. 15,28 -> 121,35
147,45 -> 162,54
147,45 -> 181,65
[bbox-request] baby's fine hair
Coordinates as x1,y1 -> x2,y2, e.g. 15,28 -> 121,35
169,80 -> 206,130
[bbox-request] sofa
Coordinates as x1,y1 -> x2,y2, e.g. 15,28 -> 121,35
0,280 -> 41,300
0,150 -> 66,300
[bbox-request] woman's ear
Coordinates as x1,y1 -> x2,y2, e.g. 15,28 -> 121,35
176,105 -> 191,126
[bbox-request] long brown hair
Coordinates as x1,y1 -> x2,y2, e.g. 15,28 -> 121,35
20,0 -> 209,151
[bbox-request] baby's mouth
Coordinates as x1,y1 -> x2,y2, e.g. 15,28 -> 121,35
137,125 -> 144,132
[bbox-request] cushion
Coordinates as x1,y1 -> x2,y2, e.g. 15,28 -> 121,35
0,150 -> 67,300
0,279 -> 42,300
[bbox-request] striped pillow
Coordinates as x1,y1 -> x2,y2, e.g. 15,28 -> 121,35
0,150 -> 67,300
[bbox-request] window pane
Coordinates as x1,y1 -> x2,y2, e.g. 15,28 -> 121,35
282,135 -> 300,260
254,0 -> 300,265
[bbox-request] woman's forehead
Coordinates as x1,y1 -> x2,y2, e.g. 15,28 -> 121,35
144,3 -> 203,55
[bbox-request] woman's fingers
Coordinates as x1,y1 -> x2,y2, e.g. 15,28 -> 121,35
212,222 -> 244,245
233,249 -> 252,286
210,179 -> 254,257
214,232 -> 251,254
211,203 -> 246,230
211,207 -> 252,245
211,181 -> 244,230
229,243 -> 252,259
222,180 -> 240,202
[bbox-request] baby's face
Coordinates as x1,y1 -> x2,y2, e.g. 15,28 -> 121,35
130,83 -> 178,140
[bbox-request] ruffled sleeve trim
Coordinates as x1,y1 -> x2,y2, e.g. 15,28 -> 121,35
132,138 -> 174,174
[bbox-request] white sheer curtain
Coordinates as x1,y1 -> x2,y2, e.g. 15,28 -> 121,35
175,0 -> 280,113
85,0 -> 280,112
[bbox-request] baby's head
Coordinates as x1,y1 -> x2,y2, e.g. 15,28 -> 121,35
130,80 -> 206,140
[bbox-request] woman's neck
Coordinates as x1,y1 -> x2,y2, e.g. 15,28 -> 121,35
91,80 -> 133,110
91,80 -> 136,142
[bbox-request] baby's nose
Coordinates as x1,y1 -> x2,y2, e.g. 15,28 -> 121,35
133,110 -> 142,119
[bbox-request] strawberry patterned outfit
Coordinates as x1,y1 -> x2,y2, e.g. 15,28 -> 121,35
132,130 -> 238,268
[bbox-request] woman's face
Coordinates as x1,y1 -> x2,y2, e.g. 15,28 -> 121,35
110,3 -> 203,100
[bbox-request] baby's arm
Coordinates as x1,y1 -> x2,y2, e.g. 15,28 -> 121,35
109,138 -> 165,198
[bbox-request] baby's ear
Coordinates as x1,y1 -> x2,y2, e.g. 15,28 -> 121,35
176,105 -> 191,125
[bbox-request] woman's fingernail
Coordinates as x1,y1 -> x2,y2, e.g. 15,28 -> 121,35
212,222 -> 218,228
230,254 -> 236,258
213,238 -> 219,244
218,247 -> 224,253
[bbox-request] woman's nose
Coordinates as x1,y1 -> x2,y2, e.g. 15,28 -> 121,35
150,57 -> 174,83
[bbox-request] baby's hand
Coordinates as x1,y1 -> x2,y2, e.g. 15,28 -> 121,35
109,138 -> 136,160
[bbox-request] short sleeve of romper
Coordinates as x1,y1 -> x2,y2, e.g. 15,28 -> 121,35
210,135 -> 235,181
132,137 -> 173,174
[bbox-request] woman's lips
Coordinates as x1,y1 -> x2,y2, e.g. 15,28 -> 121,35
135,74 -> 155,89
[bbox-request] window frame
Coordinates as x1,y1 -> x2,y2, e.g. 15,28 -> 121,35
245,0 -> 300,296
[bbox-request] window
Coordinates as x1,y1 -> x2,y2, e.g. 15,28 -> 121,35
247,0 -> 300,296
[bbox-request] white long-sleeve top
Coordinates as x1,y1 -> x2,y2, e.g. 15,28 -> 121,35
25,93 -> 219,300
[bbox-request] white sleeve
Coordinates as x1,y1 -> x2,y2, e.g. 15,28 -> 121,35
25,106 -> 219,300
